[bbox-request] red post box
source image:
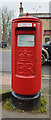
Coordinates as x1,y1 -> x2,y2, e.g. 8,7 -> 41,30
11,16 -> 42,100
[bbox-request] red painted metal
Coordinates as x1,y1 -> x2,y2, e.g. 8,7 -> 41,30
26,13 -> 28,16
11,16 -> 42,95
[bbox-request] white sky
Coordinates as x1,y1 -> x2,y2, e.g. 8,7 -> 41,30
0,0 -> 50,2
0,0 -> 51,18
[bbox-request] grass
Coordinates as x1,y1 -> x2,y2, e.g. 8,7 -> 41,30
38,96 -> 47,113
3,98 -> 16,111
0,89 -> 11,94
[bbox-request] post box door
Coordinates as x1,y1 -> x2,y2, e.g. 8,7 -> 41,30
15,27 -> 36,76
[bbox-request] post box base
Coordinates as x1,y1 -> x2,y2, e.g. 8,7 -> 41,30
12,91 -> 41,110
12,91 -> 41,101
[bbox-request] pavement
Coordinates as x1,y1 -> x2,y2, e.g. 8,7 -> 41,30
0,73 -> 51,119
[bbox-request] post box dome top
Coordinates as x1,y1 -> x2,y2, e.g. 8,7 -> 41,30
12,16 -> 42,23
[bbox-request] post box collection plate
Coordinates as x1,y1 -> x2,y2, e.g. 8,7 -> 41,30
18,23 -> 32,27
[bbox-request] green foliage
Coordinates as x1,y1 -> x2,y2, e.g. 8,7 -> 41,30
41,96 -> 46,103
4,98 -> 16,110
38,96 -> 47,113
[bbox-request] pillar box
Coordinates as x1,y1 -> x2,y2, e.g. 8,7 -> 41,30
11,15 -> 42,100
